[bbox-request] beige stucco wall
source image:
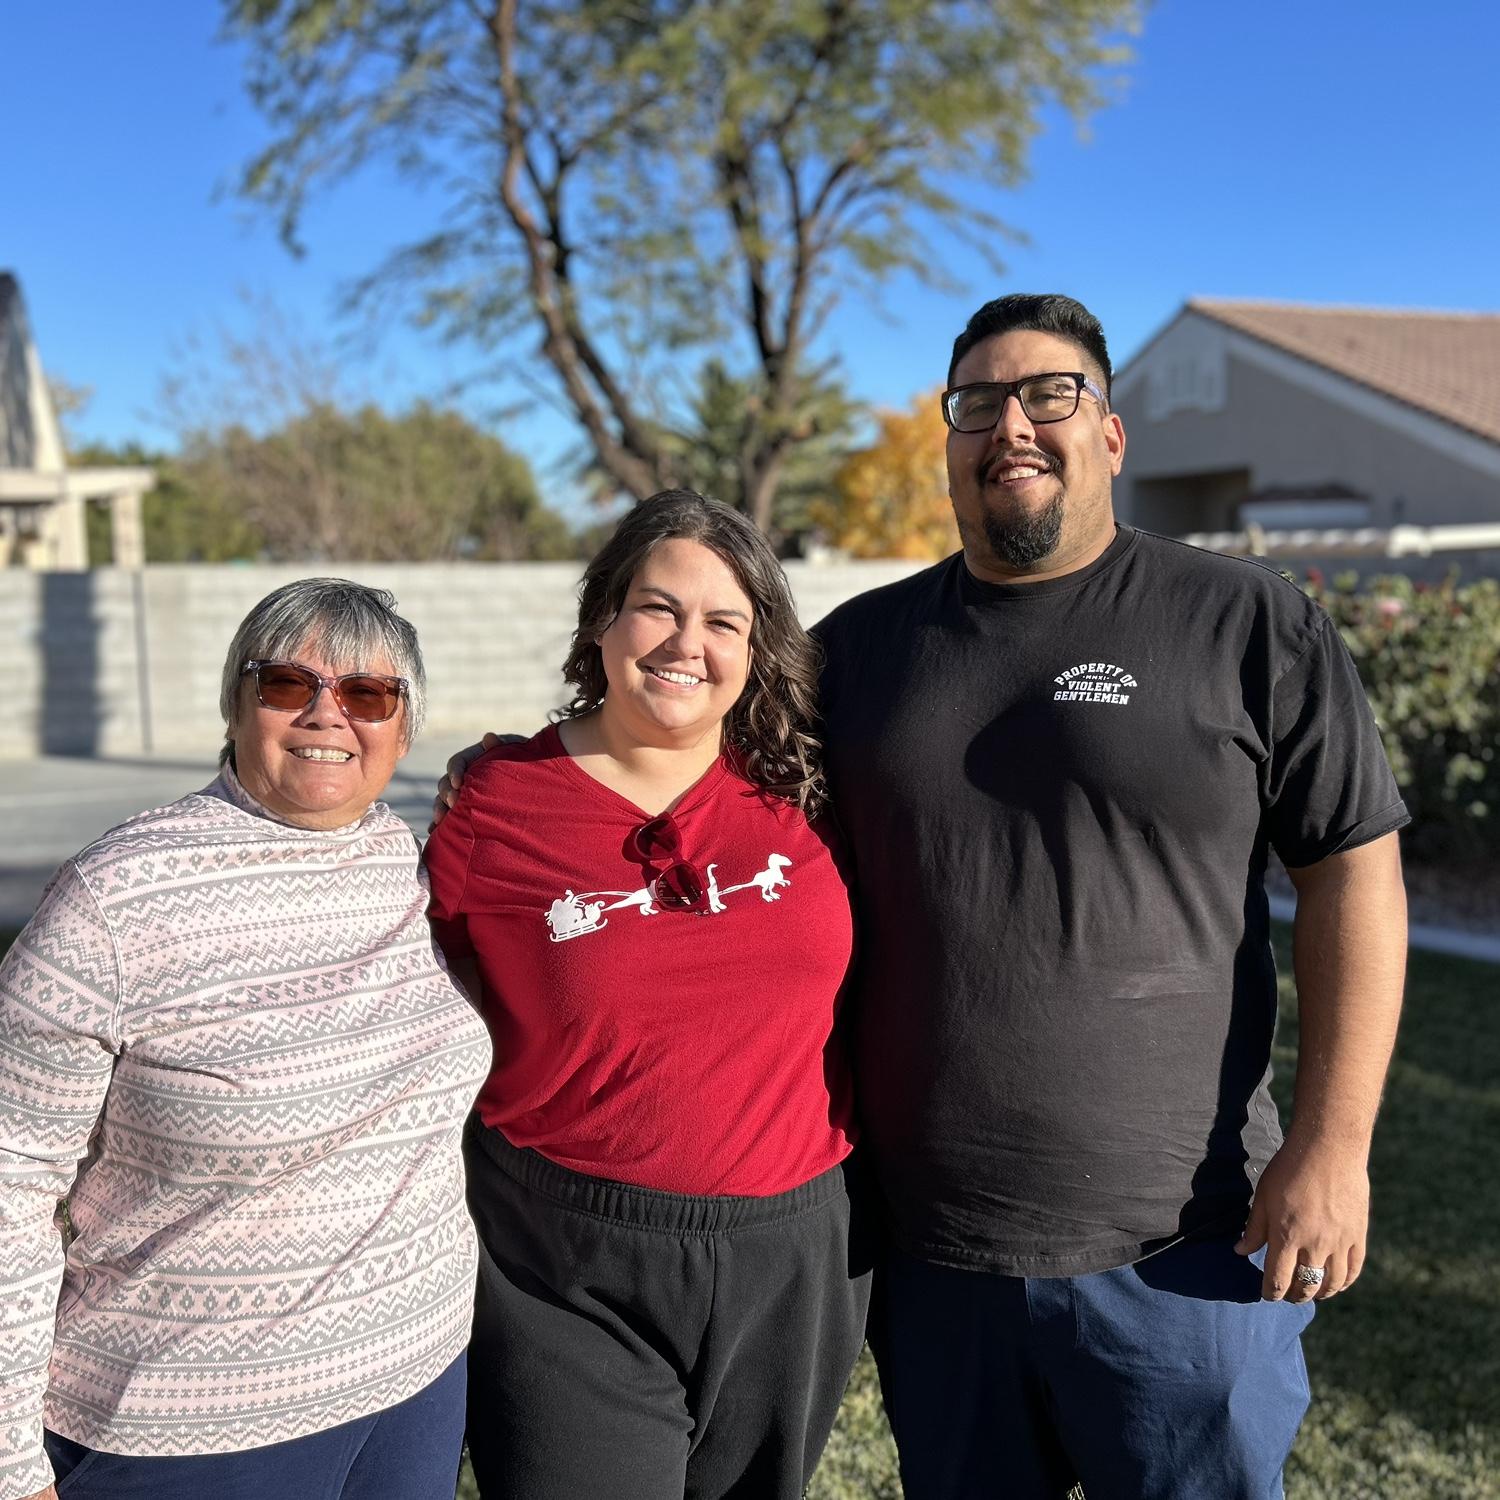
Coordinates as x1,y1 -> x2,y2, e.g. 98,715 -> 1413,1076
1114,321 -> 1500,536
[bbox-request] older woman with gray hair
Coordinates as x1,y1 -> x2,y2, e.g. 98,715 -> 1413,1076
0,579 -> 490,1500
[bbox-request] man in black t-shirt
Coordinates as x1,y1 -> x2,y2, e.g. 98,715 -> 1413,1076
814,293 -> 1408,1498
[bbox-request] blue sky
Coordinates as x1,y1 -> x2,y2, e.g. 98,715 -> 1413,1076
4,1 -> 1497,516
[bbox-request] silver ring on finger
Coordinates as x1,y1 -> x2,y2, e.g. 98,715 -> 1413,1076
1294,1263 -> 1326,1288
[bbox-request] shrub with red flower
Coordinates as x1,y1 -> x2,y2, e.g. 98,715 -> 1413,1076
1302,572 -> 1500,863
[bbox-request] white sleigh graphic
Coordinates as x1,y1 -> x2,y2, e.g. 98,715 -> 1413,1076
545,854 -> 793,941
546,891 -> 610,941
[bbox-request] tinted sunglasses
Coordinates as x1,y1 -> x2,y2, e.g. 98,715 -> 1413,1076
631,812 -> 709,913
242,660 -> 407,724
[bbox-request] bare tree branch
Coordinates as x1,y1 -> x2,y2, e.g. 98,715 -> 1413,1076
488,0 -> 662,497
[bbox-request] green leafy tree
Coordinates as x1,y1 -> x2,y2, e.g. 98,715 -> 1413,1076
577,360 -> 861,550
71,440 -> 264,565
147,307 -> 572,561
666,360 -> 861,549
226,0 -> 1142,531
74,408 -> 572,564
180,402 -> 574,562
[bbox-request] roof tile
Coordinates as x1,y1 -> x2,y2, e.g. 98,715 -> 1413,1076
1189,298 -> 1500,446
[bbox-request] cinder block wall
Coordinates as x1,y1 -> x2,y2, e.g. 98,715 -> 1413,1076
0,561 -> 924,759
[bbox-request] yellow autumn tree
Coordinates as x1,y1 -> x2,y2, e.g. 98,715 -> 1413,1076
812,387 -> 959,559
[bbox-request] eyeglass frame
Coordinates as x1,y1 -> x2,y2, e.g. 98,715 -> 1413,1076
940,372 -> 1107,433
240,659 -> 409,724
631,812 -> 711,914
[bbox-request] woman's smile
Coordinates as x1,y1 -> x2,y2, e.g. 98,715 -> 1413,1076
596,537 -> 754,746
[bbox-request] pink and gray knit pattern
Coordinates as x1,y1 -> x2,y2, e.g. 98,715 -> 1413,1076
0,770 -> 491,1500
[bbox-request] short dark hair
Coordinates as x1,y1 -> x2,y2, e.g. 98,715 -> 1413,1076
948,293 -> 1113,397
558,489 -> 827,815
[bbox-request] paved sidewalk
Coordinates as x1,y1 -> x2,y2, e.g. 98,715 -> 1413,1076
1264,893 -> 1500,966
0,751 -> 453,929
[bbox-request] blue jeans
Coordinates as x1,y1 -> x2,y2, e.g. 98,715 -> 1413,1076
871,1237 -> 1314,1500
43,1355 -> 466,1500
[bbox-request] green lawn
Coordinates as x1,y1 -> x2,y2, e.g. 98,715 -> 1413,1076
3,925 -> 1493,1496
805,931 -> 1500,1500
1271,938 -> 1500,1500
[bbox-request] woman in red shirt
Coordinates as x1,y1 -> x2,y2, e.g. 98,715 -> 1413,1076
425,490 -> 867,1500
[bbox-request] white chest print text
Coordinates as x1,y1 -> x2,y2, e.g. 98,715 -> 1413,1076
545,853 -> 793,942
1053,661 -> 1138,707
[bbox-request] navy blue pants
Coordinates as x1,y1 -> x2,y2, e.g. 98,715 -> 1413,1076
43,1354 -> 466,1500
871,1237 -> 1314,1500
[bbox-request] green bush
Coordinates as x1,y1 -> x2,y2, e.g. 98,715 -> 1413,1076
1305,571 -> 1500,863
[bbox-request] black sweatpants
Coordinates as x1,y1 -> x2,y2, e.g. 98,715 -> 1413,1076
463,1122 -> 872,1500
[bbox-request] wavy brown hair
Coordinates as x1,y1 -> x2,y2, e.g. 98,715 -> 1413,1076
557,490 -> 827,816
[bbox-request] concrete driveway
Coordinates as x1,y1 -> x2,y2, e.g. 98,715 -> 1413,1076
0,750 -> 455,929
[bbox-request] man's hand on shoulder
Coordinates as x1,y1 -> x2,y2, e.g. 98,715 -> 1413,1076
1235,1131 -> 1370,1302
429,733 -> 504,831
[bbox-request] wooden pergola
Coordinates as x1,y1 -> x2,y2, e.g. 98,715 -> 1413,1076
0,467 -> 154,568
1,271 -> 156,569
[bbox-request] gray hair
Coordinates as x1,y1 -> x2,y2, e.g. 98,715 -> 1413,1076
220,578 -> 426,762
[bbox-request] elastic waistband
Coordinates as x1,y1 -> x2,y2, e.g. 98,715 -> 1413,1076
467,1120 -> 854,1236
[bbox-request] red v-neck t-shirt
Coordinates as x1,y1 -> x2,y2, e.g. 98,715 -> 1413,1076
424,726 -> 856,1196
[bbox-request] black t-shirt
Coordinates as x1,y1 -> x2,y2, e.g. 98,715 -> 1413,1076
814,526 -> 1409,1276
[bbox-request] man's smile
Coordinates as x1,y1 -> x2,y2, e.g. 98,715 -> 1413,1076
981,450 -> 1057,488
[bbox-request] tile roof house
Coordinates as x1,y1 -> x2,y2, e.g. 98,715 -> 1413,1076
1110,299 -> 1500,546
0,271 -> 154,568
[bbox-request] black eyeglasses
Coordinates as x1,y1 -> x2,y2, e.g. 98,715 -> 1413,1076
941,372 -> 1106,433
631,812 -> 710,914
241,660 -> 407,724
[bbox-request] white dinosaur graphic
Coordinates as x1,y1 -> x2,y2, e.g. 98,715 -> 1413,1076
543,854 -> 792,941
717,852 -> 792,901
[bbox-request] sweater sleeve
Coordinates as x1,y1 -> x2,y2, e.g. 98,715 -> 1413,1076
0,863 -> 121,1500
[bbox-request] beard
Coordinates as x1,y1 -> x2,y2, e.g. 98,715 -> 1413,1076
973,491 -> 1065,569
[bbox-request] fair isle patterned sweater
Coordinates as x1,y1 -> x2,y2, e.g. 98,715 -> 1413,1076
0,768 -> 491,1500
